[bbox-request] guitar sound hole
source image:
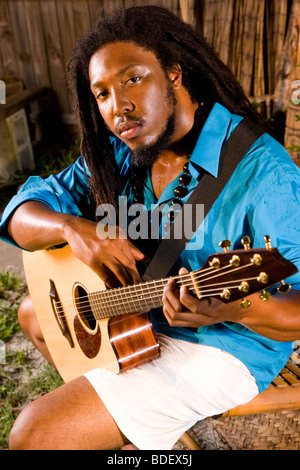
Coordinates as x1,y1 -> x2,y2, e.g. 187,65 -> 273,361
74,284 -> 96,331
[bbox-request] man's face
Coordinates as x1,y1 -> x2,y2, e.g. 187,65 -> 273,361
89,41 -> 178,165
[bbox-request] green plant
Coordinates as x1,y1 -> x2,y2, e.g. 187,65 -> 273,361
0,357 -> 63,450
0,270 -> 24,295
0,270 -> 64,449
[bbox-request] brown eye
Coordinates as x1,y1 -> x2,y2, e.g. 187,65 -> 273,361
96,90 -> 108,99
127,76 -> 141,85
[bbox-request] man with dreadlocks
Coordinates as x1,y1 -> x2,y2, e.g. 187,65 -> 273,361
1,6 -> 299,450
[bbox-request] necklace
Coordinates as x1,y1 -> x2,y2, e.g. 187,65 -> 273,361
131,160 -> 192,233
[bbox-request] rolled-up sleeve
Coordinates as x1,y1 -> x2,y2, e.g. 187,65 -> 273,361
0,156 -> 91,246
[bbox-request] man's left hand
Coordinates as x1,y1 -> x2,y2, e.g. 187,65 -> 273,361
162,268 -> 239,328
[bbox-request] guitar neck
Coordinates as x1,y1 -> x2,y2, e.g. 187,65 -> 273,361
81,245 -> 297,320
89,275 -> 194,320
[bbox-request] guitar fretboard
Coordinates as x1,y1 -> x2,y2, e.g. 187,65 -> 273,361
88,275 -> 195,319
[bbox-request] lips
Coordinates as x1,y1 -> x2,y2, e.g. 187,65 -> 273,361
117,120 -> 142,140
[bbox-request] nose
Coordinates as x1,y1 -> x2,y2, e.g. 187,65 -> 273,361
111,89 -> 134,116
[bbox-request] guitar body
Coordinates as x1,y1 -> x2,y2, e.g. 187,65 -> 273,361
22,245 -> 160,383
22,237 -> 297,383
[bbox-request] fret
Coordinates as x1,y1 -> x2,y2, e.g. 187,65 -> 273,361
146,280 -> 159,309
90,272 -> 196,321
125,284 -> 138,313
118,285 -> 130,315
153,279 -> 164,308
89,291 -> 108,319
133,284 -> 145,312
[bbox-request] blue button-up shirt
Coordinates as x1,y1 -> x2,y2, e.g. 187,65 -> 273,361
1,103 -> 299,392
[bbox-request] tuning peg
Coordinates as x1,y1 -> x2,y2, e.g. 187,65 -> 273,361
277,280 -> 291,294
251,254 -> 262,266
264,235 -> 272,250
241,236 -> 251,250
239,281 -> 250,293
259,290 -> 271,301
230,255 -> 241,267
240,298 -> 251,309
257,272 -> 268,284
220,289 -> 231,300
219,240 -> 232,252
209,257 -> 221,269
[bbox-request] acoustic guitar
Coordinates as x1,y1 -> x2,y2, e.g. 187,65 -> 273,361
22,235 -> 297,382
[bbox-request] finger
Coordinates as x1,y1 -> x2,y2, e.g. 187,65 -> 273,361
162,280 -> 188,322
127,239 -> 150,263
178,267 -> 189,275
106,257 -> 141,286
163,278 -> 182,309
179,285 -> 201,314
115,252 -> 142,284
90,251 -> 137,287
163,297 -> 204,327
102,240 -> 143,284
90,263 -> 122,289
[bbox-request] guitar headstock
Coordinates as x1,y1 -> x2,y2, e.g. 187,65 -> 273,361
196,236 -> 298,308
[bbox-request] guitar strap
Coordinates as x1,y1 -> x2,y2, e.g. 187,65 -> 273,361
142,118 -> 264,281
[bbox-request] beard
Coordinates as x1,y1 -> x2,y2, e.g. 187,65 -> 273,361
130,84 -> 177,168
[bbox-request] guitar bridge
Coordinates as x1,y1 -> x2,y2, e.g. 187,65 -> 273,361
49,279 -> 74,348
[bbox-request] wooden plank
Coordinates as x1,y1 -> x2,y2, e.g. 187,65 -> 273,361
24,1 -> 51,86
8,0 -> 36,88
0,86 -> 49,120
40,1 -> 70,113
286,360 -> 300,380
272,375 -> 288,388
203,0 -> 235,66
56,0 -> 77,73
229,0 -> 244,80
239,0 -> 259,96
88,0 -> 105,27
252,0 -> 265,97
0,0 -> 20,76
87,0 -> 105,27
265,0 -> 288,96
104,0 -> 123,14
73,0 -> 93,42
281,372 -> 300,386
56,0 -> 77,114
222,385 -> 300,417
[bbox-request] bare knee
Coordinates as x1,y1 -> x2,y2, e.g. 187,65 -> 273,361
18,295 -> 35,335
9,400 -> 44,450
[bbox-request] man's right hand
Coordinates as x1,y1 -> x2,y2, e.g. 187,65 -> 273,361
8,201 -> 148,288
64,216 -> 148,288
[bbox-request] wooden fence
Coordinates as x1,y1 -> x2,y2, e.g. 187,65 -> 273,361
0,0 -> 293,119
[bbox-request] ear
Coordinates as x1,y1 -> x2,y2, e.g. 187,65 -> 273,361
168,64 -> 183,90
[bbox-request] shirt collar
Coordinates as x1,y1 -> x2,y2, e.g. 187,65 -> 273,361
189,102 -> 238,179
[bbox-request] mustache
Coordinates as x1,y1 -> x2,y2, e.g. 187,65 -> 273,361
114,116 -> 145,135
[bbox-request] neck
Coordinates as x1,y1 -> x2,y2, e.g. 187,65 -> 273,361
156,103 -> 202,164
150,104 -> 201,199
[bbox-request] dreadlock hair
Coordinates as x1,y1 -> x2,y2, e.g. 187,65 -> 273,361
68,5 -> 264,214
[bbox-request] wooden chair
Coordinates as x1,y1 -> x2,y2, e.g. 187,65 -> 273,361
179,344 -> 300,450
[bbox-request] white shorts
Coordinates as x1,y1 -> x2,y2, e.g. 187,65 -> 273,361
84,334 -> 258,450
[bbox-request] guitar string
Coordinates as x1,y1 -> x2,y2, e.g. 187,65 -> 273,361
70,281 -> 255,316
52,278 -> 260,330
53,264 -> 258,319
52,265 -> 216,310
52,263 -> 243,308
53,263 -> 262,323
53,263 -> 239,314
55,275 -> 254,317
52,267 -> 214,312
